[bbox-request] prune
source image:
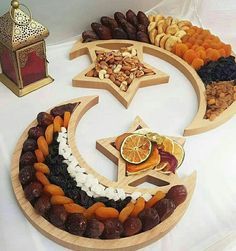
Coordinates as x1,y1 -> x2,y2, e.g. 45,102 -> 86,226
20,151 -> 37,168
65,213 -> 87,236
114,12 -> 126,26
139,208 -> 160,231
126,9 -> 139,27
49,205 -> 67,228
50,103 -> 78,117
37,112 -> 54,127
19,165 -> 35,185
166,185 -> 187,206
28,126 -> 44,139
91,23 -> 112,40
137,31 -> 150,43
123,217 -> 142,236
112,27 -> 128,39
84,218 -> 104,238
82,30 -> 99,41
154,198 -> 176,221
137,11 -> 149,27
24,181 -> 43,202
34,194 -> 51,216
102,218 -> 123,239
23,138 -> 37,152
101,16 -> 118,30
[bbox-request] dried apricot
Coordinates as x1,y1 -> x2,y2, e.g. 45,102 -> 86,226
53,116 -> 63,133
145,191 -> 166,208
183,49 -> 197,64
206,48 -> 221,61
45,124 -> 54,145
195,46 -> 205,52
223,44 -> 232,57
181,35 -> 190,43
185,42 -> 192,49
63,111 -> 71,129
34,163 -> 50,174
186,28 -> 195,36
119,202 -> 135,223
191,58 -> 204,70
130,197 -> 145,217
35,171 -> 50,185
51,195 -> 73,205
175,43 -> 188,58
37,136 -> 49,157
44,184 -> 65,196
84,202 -> 105,219
64,203 -> 86,214
34,149 -> 45,163
210,41 -> 223,50
196,50 -> 207,62
95,207 -> 119,220
218,48 -> 226,57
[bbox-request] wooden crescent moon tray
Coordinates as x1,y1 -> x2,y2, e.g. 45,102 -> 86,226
70,40 -> 236,136
11,96 -> 196,251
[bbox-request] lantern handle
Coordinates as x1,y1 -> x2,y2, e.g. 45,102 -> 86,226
9,1 -> 32,26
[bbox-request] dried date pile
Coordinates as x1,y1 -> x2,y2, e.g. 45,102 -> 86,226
205,80 -> 236,120
86,48 -> 155,92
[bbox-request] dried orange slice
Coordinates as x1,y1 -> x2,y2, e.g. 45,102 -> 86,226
120,134 -> 152,164
162,137 -> 174,154
173,141 -> 185,168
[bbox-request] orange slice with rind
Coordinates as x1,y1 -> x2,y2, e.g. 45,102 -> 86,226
173,141 -> 185,168
121,134 -> 152,164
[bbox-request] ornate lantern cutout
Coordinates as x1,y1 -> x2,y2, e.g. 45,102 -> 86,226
0,0 -> 53,96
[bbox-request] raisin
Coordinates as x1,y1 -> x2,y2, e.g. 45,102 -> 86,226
34,194 -> 51,216
102,218 -> 123,239
23,138 -> 37,152
123,217 -> 142,236
20,152 -> 37,169
49,205 -> 67,228
28,126 -> 44,139
65,213 -> 87,236
166,185 -> 187,206
19,165 -> 35,185
154,198 -> 176,221
37,112 -> 54,127
139,208 -> 160,231
24,181 -> 43,202
84,218 -> 104,238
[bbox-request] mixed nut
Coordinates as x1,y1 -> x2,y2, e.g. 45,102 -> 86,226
86,48 -> 155,92
19,103 -> 188,240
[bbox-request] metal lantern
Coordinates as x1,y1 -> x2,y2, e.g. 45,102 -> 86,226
0,0 -> 53,96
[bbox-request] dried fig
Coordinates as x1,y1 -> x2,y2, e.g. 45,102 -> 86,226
136,31 -> 150,43
126,9 -> 139,27
137,11 -> 150,27
82,30 -> 98,41
101,16 -> 118,30
114,12 -> 126,26
112,27 -> 128,39
91,22 -> 112,40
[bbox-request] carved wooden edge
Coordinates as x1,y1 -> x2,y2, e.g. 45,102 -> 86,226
10,95 -> 197,250
69,39 -> 236,136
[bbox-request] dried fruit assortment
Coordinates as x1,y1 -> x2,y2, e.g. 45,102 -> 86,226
19,103 -> 188,240
82,10 -> 150,43
115,128 -> 185,175
86,47 -> 155,92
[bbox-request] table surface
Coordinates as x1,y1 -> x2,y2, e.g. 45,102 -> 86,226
0,39 -> 236,251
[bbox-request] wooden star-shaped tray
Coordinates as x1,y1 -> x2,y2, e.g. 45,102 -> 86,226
71,40 -> 169,108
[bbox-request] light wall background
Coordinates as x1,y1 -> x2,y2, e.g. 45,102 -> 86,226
0,0 -> 235,47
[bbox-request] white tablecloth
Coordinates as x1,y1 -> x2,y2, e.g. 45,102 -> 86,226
1,2 -> 236,250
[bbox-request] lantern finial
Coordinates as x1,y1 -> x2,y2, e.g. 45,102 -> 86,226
11,0 -> 19,9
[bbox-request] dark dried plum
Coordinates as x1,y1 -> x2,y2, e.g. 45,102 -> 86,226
37,112 -> 54,127
23,138 -> 37,152
20,152 -> 37,168
19,165 -> 35,185
34,194 -> 51,216
154,198 -> 176,221
85,218 -> 104,238
49,205 -> 67,228
139,208 -> 160,231
166,185 -> 187,206
123,217 -> 142,236
102,218 -> 123,239
28,126 -> 44,139
66,213 -> 87,236
50,103 -> 78,117
24,181 -> 43,202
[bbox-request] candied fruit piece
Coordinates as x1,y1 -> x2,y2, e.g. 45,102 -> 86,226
166,185 -> 187,206
123,217 -> 142,237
